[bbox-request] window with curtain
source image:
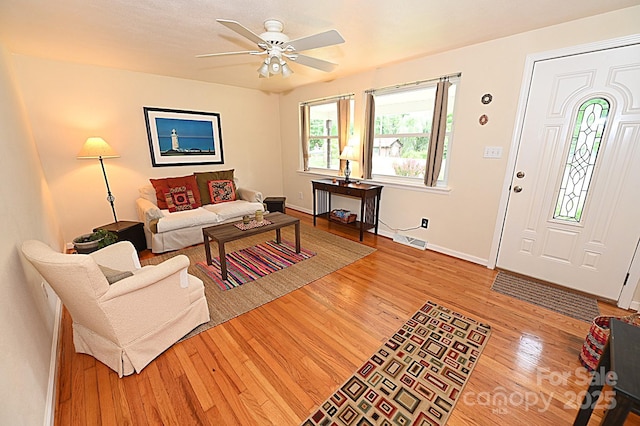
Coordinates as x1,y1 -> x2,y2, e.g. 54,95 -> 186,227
300,96 -> 354,172
366,77 -> 458,186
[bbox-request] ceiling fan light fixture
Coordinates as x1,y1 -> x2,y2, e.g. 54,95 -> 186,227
202,18 -> 345,80
257,61 -> 270,77
281,61 -> 293,77
268,57 -> 282,75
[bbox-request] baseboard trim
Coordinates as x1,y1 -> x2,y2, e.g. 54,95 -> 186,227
286,204 -> 312,215
44,299 -> 62,426
286,206 -> 489,267
426,243 -> 489,267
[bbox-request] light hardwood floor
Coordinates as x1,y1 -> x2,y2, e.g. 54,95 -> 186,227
54,209 -> 639,425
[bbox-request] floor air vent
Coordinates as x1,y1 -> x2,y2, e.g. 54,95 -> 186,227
393,234 -> 427,250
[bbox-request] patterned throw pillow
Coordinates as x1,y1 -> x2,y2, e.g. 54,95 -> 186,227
150,175 -> 202,209
164,186 -> 199,212
208,180 -> 237,203
194,170 -> 235,204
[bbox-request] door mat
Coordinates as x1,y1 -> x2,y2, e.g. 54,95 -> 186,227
491,271 -> 600,323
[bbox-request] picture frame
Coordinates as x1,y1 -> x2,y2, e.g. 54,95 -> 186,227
143,107 -> 224,167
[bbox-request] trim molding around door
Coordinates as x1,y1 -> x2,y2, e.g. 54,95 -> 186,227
488,34 -> 640,309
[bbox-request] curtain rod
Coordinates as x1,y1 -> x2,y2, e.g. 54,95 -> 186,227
301,93 -> 355,106
365,72 -> 461,94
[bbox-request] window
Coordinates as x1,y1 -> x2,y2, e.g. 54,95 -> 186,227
367,77 -> 458,185
301,96 -> 354,172
553,97 -> 610,222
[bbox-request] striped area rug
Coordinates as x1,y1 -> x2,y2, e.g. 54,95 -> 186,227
196,240 -> 316,290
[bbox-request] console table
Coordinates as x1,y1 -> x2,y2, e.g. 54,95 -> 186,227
312,179 -> 383,241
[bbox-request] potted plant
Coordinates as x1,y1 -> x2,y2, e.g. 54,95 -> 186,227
73,229 -> 118,254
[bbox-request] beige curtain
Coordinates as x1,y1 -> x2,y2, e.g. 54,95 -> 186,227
337,98 -> 351,173
300,104 -> 310,171
362,93 -> 376,179
424,79 -> 451,186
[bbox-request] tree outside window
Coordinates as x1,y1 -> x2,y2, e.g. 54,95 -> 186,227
306,99 -> 354,171
372,80 -> 457,183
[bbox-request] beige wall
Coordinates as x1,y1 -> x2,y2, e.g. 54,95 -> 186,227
279,6 -> 640,265
0,45 -> 63,425
12,57 -> 284,244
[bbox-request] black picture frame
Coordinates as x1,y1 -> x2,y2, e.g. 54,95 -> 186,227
143,107 -> 224,167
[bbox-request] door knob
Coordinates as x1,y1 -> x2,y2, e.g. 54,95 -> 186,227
513,186 -> 523,193
516,171 -> 525,178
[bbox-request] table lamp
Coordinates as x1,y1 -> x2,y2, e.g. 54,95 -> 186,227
77,137 -> 120,223
339,144 -> 359,183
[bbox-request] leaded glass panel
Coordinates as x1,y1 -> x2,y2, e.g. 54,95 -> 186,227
553,98 -> 610,222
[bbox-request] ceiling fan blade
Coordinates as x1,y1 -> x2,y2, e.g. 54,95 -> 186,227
291,54 -> 338,72
216,19 -> 269,47
196,50 -> 260,58
287,30 -> 345,52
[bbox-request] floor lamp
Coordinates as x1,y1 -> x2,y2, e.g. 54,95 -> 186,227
77,137 -> 120,223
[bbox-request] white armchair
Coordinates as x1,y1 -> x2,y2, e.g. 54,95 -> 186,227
21,240 -> 210,377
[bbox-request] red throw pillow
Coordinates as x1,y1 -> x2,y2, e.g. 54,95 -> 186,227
208,180 -> 237,203
150,175 -> 202,209
164,186 -> 199,212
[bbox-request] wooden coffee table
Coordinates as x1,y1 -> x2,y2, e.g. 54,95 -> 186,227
202,212 -> 300,281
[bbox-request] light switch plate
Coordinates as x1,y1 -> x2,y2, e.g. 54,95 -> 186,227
483,146 -> 503,158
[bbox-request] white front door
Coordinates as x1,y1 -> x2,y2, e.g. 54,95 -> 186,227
497,42 -> 640,301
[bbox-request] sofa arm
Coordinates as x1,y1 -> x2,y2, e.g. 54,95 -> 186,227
237,187 -> 263,203
136,198 -> 164,229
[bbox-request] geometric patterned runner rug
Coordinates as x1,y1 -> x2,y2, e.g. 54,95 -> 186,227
195,240 -> 315,290
302,300 -> 491,426
491,271 -> 600,323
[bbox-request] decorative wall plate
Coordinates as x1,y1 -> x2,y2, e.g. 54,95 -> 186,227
481,93 -> 493,104
479,114 -> 489,125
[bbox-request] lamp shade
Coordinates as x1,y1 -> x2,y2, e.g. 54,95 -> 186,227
281,61 -> 293,78
339,145 -> 359,161
77,137 -> 119,159
269,58 -> 282,75
257,61 -> 270,78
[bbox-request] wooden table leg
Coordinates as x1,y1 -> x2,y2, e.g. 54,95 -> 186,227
573,342 -> 610,425
359,196 -> 365,241
204,231 -> 213,265
601,394 -> 632,425
295,221 -> 300,253
218,240 -> 228,281
313,188 -> 317,226
276,228 -> 282,244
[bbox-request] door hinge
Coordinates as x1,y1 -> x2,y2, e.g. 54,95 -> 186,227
623,273 -> 630,286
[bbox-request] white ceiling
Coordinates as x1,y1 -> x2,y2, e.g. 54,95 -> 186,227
0,0 -> 637,93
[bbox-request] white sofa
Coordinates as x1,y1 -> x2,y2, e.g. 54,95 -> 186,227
136,183 -> 264,253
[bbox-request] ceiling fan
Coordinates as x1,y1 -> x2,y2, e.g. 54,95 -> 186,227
197,19 -> 345,78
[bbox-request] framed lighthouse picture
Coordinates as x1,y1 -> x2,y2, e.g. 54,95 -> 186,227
144,107 -> 224,167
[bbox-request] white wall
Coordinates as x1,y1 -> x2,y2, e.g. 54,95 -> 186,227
279,6 -> 640,265
0,44 -> 63,425
12,57 -> 284,245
